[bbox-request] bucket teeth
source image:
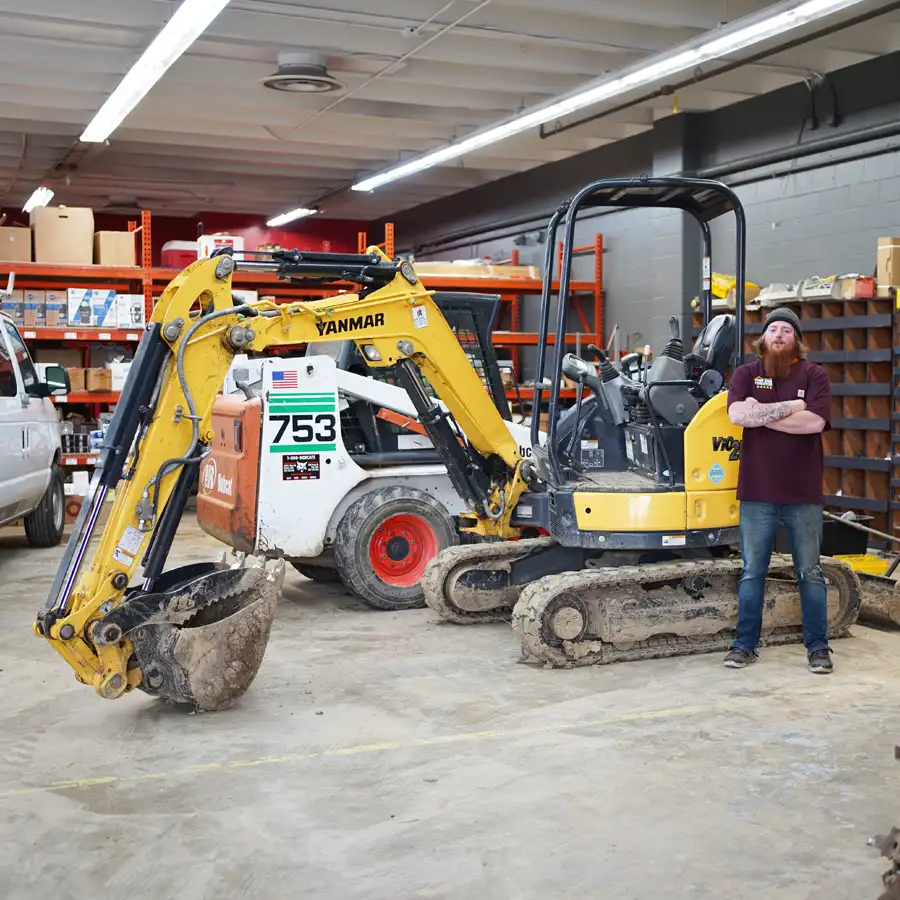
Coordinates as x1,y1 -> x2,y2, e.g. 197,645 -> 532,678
129,558 -> 284,710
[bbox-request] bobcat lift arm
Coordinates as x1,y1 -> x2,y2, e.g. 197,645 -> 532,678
35,248 -> 526,709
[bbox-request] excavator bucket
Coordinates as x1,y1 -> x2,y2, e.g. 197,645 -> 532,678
126,557 -> 284,710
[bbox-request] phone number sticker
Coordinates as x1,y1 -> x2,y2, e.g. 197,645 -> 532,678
282,453 -> 321,481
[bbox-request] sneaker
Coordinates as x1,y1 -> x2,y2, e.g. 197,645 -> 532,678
808,648 -> 833,674
724,647 -> 757,669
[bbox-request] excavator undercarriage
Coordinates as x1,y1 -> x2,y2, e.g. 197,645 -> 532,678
425,539 -> 861,666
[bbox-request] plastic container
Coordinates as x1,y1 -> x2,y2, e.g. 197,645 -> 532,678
775,515 -> 871,557
161,241 -> 198,268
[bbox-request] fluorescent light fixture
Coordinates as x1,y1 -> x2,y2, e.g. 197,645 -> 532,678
266,207 -> 318,227
80,0 -> 233,143
23,186 -> 54,213
352,0 -> 867,192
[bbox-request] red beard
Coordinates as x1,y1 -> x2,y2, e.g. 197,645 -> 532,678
761,341 -> 796,380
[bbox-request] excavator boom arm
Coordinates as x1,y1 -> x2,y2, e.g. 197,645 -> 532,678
36,249 -> 524,707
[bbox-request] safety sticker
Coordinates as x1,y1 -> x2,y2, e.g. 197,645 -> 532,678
412,305 -> 428,329
117,524 -> 144,556
113,524 -> 145,568
282,453 -> 321,481
639,433 -> 649,455
708,463 -> 725,484
113,548 -> 134,567
662,535 -> 687,547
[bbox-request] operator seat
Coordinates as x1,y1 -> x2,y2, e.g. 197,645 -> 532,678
685,313 -> 735,398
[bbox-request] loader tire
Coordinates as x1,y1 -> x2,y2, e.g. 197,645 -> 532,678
24,462 -> 65,548
291,562 -> 342,584
334,485 -> 458,611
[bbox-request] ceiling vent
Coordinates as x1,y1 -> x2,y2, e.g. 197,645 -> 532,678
261,52 -> 344,94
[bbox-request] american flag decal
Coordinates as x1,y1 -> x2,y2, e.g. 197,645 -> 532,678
272,370 -> 299,390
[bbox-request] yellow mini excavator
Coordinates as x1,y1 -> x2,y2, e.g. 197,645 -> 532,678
36,175 -> 861,710
421,175 -> 862,667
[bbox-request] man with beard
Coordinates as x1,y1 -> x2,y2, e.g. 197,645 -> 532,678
723,307 -> 833,673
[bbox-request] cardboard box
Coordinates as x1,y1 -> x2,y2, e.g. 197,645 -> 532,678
23,290 -> 46,328
67,288 -> 116,327
32,347 -> 82,367
88,344 -> 131,368
0,226 -> 31,262
877,237 -> 900,288
1,289 -> 24,325
412,260 -> 540,280
94,231 -> 136,266
86,368 -> 113,392
31,206 -> 94,265
198,233 -> 244,259
834,274 -> 876,299
106,361 -> 132,392
67,289 -> 94,327
45,290 -> 67,327
91,290 -> 117,328
116,294 -> 146,329
66,368 -> 86,393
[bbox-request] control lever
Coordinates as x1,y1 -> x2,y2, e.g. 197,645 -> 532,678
620,351 -> 641,381
561,353 -> 614,425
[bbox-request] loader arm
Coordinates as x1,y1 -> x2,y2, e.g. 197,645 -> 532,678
35,248 -> 525,708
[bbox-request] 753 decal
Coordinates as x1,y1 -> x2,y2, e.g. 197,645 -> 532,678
270,413 -> 337,444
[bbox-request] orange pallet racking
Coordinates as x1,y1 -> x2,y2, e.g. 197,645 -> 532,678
3,213 -> 605,466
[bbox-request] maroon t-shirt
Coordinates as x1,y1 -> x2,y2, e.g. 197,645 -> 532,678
726,359 -> 831,504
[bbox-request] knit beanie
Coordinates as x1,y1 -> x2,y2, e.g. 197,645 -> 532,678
763,307 -> 802,339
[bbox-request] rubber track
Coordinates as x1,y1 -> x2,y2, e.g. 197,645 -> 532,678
512,554 -> 862,668
422,537 -> 555,624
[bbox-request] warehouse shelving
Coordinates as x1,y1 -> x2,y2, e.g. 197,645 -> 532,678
61,453 -> 99,468
19,327 -> 143,343
694,286 -> 896,540
4,212 -> 605,468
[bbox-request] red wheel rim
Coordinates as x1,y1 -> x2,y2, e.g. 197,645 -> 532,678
369,514 -> 439,587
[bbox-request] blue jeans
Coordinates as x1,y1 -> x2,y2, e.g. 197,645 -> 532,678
731,501 -> 829,655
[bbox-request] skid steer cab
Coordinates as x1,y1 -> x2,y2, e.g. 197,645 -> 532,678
196,296 -> 547,612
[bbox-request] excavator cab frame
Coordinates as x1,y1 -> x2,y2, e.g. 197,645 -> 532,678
529,175 -> 748,483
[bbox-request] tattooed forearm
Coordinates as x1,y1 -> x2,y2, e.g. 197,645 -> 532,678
729,399 -> 802,428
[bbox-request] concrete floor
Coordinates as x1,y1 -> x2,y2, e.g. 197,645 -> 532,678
0,518 -> 898,899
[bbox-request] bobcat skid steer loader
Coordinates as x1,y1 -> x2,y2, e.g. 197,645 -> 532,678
196,292 -> 546,611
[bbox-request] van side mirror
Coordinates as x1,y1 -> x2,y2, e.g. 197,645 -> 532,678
44,365 -> 70,397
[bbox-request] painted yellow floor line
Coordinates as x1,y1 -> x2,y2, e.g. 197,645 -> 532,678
0,701 -> 727,799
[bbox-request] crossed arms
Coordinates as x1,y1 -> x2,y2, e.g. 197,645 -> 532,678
728,397 -> 826,434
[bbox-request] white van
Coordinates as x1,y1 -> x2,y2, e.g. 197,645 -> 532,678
0,311 -> 69,546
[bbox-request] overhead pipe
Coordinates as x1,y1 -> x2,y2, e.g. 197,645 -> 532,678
700,118 -> 900,179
